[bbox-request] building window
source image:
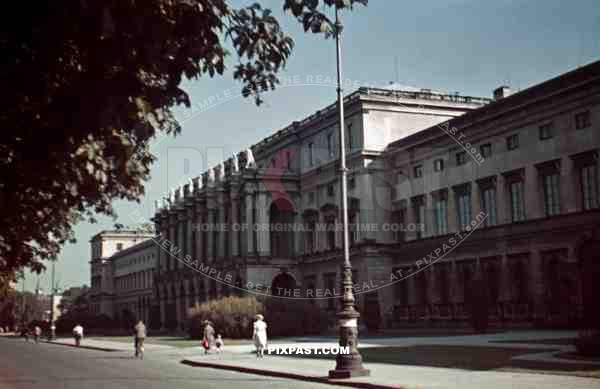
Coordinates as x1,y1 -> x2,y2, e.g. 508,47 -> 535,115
480,186 -> 497,226
348,176 -> 356,190
539,122 -> 553,140
575,111 -> 591,130
412,197 -> 426,239
392,209 -> 406,242
326,216 -> 336,250
116,243 -> 123,251
480,143 -> 492,158
581,164 -> 599,210
456,188 -> 472,230
347,123 -> 354,150
542,172 -> 561,216
349,212 -> 359,245
509,180 -> 526,222
433,159 -> 444,172
413,164 -> 423,178
304,276 -> 316,305
327,184 -> 334,197
308,142 -> 314,166
305,218 -> 316,254
327,132 -> 334,157
393,267 -> 409,306
456,151 -> 467,166
506,134 -> 519,150
433,194 -> 448,235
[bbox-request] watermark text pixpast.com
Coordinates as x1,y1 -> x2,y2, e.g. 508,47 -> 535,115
266,346 -> 350,356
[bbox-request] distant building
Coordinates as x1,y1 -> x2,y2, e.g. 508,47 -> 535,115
89,229 -> 156,320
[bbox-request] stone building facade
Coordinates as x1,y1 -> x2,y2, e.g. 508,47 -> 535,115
382,62 -> 600,328
151,61 -> 600,331
89,229 -> 156,322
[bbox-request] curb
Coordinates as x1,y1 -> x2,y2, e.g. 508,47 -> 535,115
181,359 -> 402,389
43,340 -> 120,352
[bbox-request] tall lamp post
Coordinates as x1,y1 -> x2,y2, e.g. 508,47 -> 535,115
48,261 -> 56,341
329,3 -> 370,379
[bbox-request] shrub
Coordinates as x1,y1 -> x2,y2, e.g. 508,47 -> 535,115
187,295 -> 263,339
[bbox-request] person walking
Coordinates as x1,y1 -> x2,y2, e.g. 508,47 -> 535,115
72,324 -> 83,347
33,326 -> 41,344
134,320 -> 146,359
20,325 -> 29,342
215,334 -> 224,353
252,314 -> 267,358
202,320 -> 215,355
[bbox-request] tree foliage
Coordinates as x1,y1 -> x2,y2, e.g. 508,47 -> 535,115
0,0 -> 367,274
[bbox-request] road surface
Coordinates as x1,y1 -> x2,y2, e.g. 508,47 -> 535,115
0,337 -> 344,389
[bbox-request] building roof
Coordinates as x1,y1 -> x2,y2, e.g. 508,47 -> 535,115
387,59 -> 600,151
108,238 -> 156,261
89,228 -> 154,242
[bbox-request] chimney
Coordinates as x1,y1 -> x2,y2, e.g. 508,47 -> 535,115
493,86 -> 511,101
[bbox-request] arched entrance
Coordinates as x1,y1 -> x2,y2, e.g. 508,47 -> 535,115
270,200 -> 294,258
271,272 -> 296,297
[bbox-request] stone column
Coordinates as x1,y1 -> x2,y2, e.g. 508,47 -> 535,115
183,280 -> 191,317
186,206 -> 194,261
159,286 -> 166,330
157,218 -> 167,272
496,175 -> 508,225
168,213 -> 177,271
231,197 -> 240,257
561,156 -> 577,214
525,164 -> 542,219
244,190 -> 255,256
206,207 -> 215,263
177,211 -> 185,269
175,284 -> 183,330
195,204 -> 204,262
216,193 -> 226,259
405,200 -> 417,241
192,278 -> 200,307
293,211 -> 303,256
447,189 -> 458,234
529,250 -> 544,322
256,191 -> 270,257
471,182 -> 481,220
425,193 -> 435,238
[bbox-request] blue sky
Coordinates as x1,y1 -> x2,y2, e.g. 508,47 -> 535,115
23,0 -> 600,292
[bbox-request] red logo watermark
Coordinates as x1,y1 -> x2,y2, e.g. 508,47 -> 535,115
263,147 -> 297,211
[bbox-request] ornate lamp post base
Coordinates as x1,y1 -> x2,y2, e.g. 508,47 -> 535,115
328,266 -> 370,379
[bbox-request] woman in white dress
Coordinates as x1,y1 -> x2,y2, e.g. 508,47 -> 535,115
252,314 -> 268,358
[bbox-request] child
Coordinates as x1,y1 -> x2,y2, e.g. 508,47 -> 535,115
215,334 -> 224,353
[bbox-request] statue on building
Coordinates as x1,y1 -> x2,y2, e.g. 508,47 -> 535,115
245,148 -> 256,169
232,152 -> 240,173
207,167 -> 215,184
216,162 -> 225,181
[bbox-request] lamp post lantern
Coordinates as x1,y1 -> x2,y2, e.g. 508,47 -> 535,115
328,3 -> 370,379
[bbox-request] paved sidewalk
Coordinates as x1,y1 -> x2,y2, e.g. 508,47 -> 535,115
44,337 -> 175,352
181,352 -> 599,389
